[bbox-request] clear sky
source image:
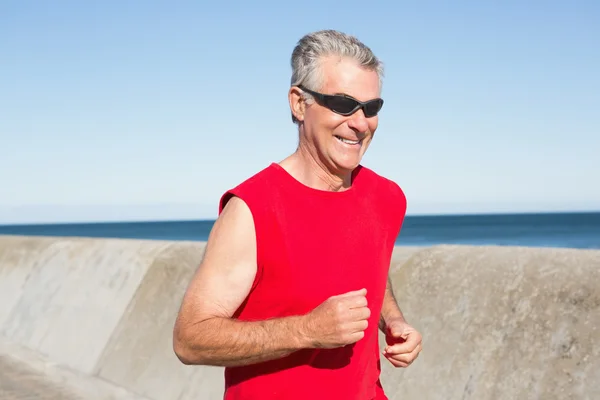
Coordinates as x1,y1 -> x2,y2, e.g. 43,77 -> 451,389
1,0 -> 599,224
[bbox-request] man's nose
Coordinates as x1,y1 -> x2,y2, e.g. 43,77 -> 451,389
347,108 -> 369,132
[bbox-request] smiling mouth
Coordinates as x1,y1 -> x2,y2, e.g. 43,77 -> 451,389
335,135 -> 361,145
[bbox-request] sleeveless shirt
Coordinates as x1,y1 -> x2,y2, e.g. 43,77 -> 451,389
218,162 -> 407,400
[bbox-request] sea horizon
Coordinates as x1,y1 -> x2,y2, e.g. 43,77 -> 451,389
2,208 -> 599,227
1,210 -> 599,250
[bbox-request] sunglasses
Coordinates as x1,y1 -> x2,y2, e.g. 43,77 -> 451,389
298,85 -> 384,118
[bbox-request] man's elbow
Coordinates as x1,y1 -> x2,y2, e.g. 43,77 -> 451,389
172,327 -> 208,366
173,343 -> 193,365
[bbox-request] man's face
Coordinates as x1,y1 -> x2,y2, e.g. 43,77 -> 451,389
299,56 -> 381,173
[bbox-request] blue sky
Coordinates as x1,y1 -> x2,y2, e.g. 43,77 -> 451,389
1,0 -> 599,224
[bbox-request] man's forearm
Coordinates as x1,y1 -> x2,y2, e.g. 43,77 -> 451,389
379,276 -> 406,332
174,315 -> 310,367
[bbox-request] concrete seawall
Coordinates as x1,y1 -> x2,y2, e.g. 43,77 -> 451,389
0,235 -> 598,399
381,244 -> 600,400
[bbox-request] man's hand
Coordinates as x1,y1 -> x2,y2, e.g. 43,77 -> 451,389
302,288 -> 370,349
382,318 -> 422,368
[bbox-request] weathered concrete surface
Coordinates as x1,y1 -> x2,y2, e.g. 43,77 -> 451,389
0,235 -> 171,374
390,245 -> 426,273
0,355 -> 81,400
0,336 -> 151,399
380,244 -> 600,400
92,238 -> 226,400
0,235 -> 206,399
1,235 -> 598,399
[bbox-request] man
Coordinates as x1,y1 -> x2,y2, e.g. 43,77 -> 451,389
173,30 -> 422,399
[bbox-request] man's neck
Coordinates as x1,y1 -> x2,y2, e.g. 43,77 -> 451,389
279,148 -> 353,192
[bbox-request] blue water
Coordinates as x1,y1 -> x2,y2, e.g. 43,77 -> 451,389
1,212 -> 599,249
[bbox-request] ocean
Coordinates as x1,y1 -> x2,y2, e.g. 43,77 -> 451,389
1,211 -> 599,249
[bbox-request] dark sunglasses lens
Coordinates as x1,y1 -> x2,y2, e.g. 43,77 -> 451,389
364,99 -> 383,117
326,96 -> 359,115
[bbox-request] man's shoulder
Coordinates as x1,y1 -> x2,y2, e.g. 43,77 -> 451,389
229,163 -> 279,191
357,165 -> 408,224
219,163 -> 279,214
357,165 -> 406,200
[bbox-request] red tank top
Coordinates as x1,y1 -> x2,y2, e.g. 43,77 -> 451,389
218,162 -> 407,400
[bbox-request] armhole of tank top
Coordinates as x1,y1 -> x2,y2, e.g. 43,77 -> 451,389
219,190 -> 263,293
392,181 -> 407,227
385,180 -> 407,244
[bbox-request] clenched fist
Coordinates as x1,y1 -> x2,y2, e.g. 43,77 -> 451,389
302,288 -> 371,349
383,318 -> 422,368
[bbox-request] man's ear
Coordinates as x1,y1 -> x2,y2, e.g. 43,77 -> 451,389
289,86 -> 306,122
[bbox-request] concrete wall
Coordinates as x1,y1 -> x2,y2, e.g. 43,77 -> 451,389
380,244 -> 600,400
0,235 -> 598,399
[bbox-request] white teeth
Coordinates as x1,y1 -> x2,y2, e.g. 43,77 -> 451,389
336,136 -> 360,145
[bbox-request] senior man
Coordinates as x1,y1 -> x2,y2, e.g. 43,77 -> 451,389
173,29 -> 422,400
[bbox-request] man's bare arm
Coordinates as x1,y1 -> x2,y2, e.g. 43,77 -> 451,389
379,275 -> 423,368
172,196 -> 312,367
379,276 -> 406,332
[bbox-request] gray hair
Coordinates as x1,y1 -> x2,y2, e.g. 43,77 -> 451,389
290,30 -> 384,123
